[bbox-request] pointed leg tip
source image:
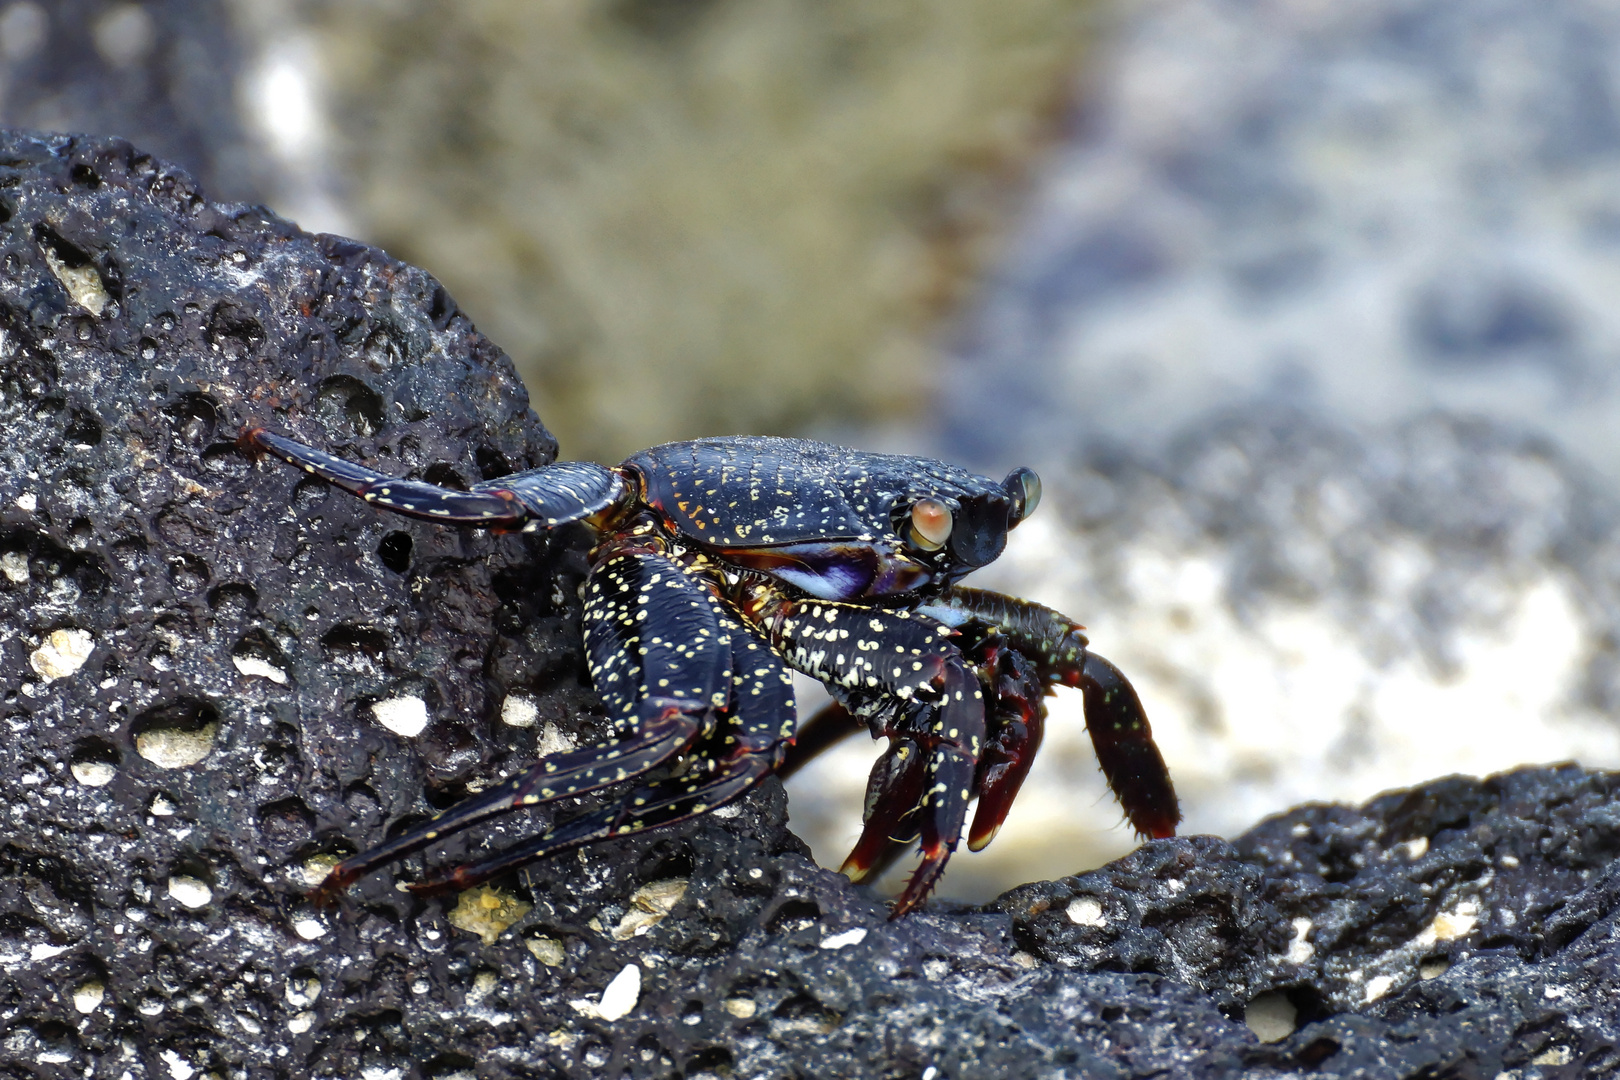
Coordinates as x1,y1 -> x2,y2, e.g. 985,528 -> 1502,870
1132,812 -> 1180,841
887,896 -> 922,920
308,868 -> 354,909
237,425 -> 269,457
966,826 -> 999,852
404,876 -> 460,897
839,858 -> 874,884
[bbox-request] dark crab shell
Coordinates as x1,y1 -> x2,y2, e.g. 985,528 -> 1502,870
624,436 -> 1023,600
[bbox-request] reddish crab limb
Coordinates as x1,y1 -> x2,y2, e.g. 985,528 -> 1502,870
777,700 -> 866,781
923,587 -> 1181,840
967,645 -> 1048,852
839,656 -> 985,918
313,697 -> 709,903
1072,651 -> 1179,839
840,736 -> 929,884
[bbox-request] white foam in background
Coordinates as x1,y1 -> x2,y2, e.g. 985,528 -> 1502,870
806,0 -> 1620,902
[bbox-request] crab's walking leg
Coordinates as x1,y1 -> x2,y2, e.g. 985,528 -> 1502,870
408,610 -> 797,895
315,549 -> 733,899
844,656 -> 985,917
243,427 -> 624,528
777,701 -> 865,780
965,641 -> 1048,852
920,587 -> 1180,840
741,588 -> 984,916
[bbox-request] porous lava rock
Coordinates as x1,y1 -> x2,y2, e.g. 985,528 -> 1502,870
3,131 -> 1620,1080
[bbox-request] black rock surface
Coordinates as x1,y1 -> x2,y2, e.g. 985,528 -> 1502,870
3,131 -> 1620,1080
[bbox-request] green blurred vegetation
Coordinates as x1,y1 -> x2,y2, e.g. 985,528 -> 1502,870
314,0 -> 1095,463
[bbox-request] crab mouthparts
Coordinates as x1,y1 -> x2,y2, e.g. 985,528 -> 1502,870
719,542 -> 933,601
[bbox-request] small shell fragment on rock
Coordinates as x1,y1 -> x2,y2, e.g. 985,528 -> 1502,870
30,629 -> 94,681
448,885 -> 532,946
569,963 -> 640,1021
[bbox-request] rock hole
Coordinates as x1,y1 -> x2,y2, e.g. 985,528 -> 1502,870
200,441 -> 250,477
770,994 -> 841,1036
321,624 -> 390,674
0,200 -> 11,224
767,898 -> 821,934
257,798 -> 316,849
63,408 -> 102,447
424,1054 -> 477,1080
207,582 -> 258,615
314,375 -> 385,438
131,698 -> 220,769
633,1034 -> 666,1065
1295,1037 -> 1341,1068
1280,982 -> 1333,1027
362,328 -> 401,371
205,302 -> 265,362
685,1047 -> 734,1074
640,846 -> 694,883
232,630 -> 288,684
34,225 -> 108,315
427,284 -> 458,329
167,553 -> 211,591
377,531 -> 412,574
69,164 -> 101,188
292,477 -> 331,511
0,341 -> 59,413
422,463 -> 468,490
111,536 -> 147,570
69,738 -> 119,787
475,446 -> 512,481
164,392 -> 218,446
341,782 -> 381,826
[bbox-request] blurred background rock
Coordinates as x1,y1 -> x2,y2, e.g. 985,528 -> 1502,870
7,0 -> 1620,903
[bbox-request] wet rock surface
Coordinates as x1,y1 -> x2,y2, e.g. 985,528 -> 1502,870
4,131 -> 1620,1079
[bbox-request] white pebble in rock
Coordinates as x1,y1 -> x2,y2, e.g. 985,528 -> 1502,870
570,963 -> 641,1021
73,980 -> 105,1014
29,628 -> 94,681
1066,896 -> 1106,926
500,693 -> 538,727
372,696 -> 429,737
167,876 -> 212,909
135,724 -> 216,769
71,760 -> 117,787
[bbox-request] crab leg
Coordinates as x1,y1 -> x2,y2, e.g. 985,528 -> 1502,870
777,701 -> 865,780
314,697 -> 709,899
918,587 -> 1180,840
964,640 -> 1047,852
407,609 -> 796,895
739,588 -> 986,915
243,427 -> 624,529
840,655 -> 985,916
316,549 -> 735,898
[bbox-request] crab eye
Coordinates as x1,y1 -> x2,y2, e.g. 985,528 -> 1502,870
1004,466 -> 1042,526
908,498 -> 954,551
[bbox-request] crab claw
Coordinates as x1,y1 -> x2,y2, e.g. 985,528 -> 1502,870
840,738 -> 928,885
966,647 -> 1046,852
839,657 -> 984,918
1076,652 -> 1179,839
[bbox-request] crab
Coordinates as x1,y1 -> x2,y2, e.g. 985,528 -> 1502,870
245,428 -> 1178,916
